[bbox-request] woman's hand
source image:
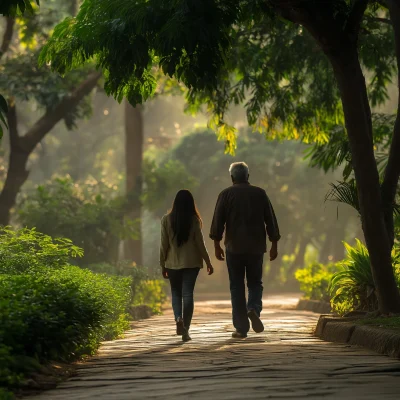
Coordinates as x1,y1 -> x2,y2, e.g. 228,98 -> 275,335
207,264 -> 214,276
162,267 -> 169,279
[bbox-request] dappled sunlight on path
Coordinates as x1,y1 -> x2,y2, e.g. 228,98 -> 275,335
32,295 -> 400,399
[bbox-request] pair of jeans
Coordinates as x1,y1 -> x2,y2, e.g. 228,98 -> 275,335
166,267 -> 200,329
226,252 -> 264,334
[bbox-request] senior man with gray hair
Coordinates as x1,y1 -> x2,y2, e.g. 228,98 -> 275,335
210,162 -> 280,338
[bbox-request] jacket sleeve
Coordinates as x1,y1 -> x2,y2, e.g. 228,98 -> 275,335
264,192 -> 281,242
209,191 -> 226,242
159,216 -> 170,268
194,220 -> 211,266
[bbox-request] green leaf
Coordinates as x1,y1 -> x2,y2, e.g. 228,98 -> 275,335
0,95 -> 8,114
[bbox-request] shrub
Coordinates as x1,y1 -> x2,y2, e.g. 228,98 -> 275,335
0,267 -> 132,360
329,240 -> 400,315
88,261 -> 166,314
133,279 -> 167,314
18,177 -> 137,265
0,227 -> 83,274
0,228 -> 132,393
295,262 -> 340,302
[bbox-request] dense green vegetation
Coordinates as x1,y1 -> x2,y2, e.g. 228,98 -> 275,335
17,177 -> 134,265
295,263 -> 341,304
0,227 -> 165,396
296,240 -> 400,316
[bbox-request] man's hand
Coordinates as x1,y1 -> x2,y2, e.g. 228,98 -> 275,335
207,264 -> 214,275
162,267 -> 169,279
270,242 -> 278,261
214,242 -> 225,261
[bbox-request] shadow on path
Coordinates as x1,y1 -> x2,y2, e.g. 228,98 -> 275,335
31,295 -> 400,400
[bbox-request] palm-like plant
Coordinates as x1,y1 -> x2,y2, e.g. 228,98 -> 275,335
325,180 -> 360,214
325,180 -> 400,216
329,240 -> 400,315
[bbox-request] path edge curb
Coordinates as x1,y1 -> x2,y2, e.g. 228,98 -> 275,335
296,299 -> 331,314
314,315 -> 400,359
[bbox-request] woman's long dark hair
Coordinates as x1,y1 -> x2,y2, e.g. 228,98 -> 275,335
169,190 -> 202,247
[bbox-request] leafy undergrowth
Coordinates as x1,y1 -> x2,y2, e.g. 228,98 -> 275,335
356,317 -> 400,331
0,228 -> 132,397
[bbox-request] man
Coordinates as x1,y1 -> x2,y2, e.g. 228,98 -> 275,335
210,162 -> 281,338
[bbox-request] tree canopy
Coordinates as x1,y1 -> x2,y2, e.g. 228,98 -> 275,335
41,0 -> 394,151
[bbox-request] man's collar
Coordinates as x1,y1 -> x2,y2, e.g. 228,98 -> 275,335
233,181 -> 250,185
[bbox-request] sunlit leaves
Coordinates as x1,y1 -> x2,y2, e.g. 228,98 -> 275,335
307,113 -> 396,180
329,239 -> 377,315
40,0 -> 397,154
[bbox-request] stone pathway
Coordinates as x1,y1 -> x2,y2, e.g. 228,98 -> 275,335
32,295 -> 400,400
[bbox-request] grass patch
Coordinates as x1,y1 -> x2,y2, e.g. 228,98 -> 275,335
356,317 -> 400,331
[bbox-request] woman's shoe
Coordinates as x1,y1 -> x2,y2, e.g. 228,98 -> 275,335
182,328 -> 192,342
176,317 -> 184,335
232,330 -> 247,339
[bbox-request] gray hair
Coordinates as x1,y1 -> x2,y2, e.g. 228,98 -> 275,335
229,162 -> 249,182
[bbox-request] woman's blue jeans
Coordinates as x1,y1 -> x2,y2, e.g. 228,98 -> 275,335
166,267 -> 200,329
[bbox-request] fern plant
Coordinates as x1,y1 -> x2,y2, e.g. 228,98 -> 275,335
329,240 -> 400,315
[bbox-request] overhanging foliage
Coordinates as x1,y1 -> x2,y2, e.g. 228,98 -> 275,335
40,0 -> 394,153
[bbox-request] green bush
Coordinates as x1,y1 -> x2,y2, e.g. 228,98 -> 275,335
0,268 -> 132,357
88,261 -> 166,314
0,228 -> 132,393
132,279 -> 167,314
18,177 -> 137,265
329,240 -> 400,315
295,262 -> 340,302
0,227 -> 82,274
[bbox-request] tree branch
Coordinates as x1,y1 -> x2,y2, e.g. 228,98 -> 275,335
0,17 -> 15,59
21,71 -> 102,153
345,0 -> 370,38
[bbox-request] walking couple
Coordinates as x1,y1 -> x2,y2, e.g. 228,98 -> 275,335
160,162 -> 281,341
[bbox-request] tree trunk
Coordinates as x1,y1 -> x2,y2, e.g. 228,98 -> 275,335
0,17 -> 14,58
382,0 -> 400,248
0,73 -> 101,226
69,0 -> 79,16
0,151 -> 29,225
331,49 -> 400,313
289,237 -> 308,273
124,101 -> 144,265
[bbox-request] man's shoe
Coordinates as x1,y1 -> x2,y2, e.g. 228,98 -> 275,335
232,330 -> 247,339
247,309 -> 264,333
176,317 -> 184,335
182,329 -> 192,342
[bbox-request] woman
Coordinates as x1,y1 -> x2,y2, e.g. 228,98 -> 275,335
160,190 -> 214,341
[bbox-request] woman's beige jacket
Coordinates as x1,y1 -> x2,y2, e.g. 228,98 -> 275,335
159,215 -> 211,270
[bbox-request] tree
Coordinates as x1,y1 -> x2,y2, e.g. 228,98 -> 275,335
124,102 -> 143,265
0,0 -> 40,137
0,2 -> 101,225
124,72 -> 185,265
41,0 -> 400,313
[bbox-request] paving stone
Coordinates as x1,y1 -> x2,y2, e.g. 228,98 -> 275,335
29,295 -> 400,400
